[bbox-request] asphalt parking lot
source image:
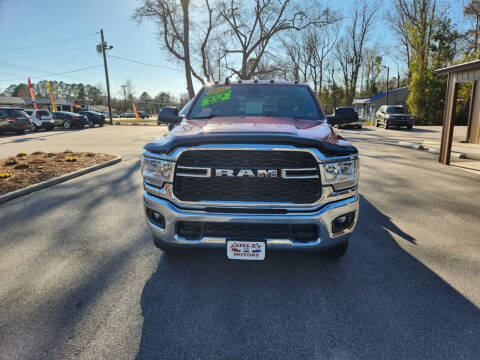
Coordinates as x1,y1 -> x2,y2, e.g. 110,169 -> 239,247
0,126 -> 479,359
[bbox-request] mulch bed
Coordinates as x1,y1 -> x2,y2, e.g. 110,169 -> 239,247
0,151 -> 117,195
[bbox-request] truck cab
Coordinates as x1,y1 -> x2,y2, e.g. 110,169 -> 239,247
142,80 -> 359,260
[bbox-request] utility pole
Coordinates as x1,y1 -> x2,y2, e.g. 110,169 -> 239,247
99,29 -> 113,125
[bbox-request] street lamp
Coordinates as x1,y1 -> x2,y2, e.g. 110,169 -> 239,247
382,65 -> 390,105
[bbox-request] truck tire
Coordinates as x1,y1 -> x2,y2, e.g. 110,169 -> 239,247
323,242 -> 348,259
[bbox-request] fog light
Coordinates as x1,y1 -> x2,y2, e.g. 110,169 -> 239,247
146,208 -> 165,228
336,216 -> 347,224
332,212 -> 355,234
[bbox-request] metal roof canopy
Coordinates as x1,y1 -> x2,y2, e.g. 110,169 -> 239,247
435,60 -> 480,165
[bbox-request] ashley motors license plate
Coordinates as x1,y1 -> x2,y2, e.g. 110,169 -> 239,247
227,240 -> 266,260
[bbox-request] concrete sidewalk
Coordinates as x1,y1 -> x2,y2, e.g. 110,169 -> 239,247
373,126 -> 480,160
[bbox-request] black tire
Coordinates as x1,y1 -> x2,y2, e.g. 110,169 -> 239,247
407,124 -> 413,130
99,122 -> 104,127
375,119 -> 379,127
323,242 -> 349,259
153,237 -> 187,254
33,124 -> 39,132
383,121 -> 389,129
15,130 -> 25,135
88,120 -> 95,128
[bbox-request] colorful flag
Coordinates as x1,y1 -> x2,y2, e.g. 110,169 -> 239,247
27,77 -> 38,110
47,81 -> 57,112
132,101 -> 139,118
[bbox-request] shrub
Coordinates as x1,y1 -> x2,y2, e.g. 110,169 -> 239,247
16,152 -> 27,157
65,156 -> 78,162
4,159 -> 17,166
31,151 -> 43,155
13,164 -> 29,170
64,149 -> 73,153
86,152 -> 95,157
0,173 -> 13,179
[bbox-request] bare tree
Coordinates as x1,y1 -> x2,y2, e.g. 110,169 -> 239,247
387,0 -> 412,72
336,0 -> 377,105
133,0 -> 221,98
219,0 -> 336,80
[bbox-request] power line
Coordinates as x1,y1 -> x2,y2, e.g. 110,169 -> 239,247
108,54 -> 182,73
0,46 -> 93,62
0,64 -> 104,82
0,32 -> 99,52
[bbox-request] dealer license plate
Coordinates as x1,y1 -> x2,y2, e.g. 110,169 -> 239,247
227,240 -> 266,260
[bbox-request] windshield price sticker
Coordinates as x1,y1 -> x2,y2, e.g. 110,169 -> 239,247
227,240 -> 266,260
201,87 -> 232,107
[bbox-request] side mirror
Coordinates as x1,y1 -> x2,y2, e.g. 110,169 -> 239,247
158,106 -> 182,124
326,108 -> 358,126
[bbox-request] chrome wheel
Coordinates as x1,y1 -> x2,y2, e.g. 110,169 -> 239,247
88,120 -> 94,128
63,121 -> 71,129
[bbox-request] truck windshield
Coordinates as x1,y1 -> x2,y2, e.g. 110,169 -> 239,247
189,84 -> 322,120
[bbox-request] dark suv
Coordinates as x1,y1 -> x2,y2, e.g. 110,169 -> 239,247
0,107 -> 30,135
52,111 -> 88,129
79,111 -> 106,127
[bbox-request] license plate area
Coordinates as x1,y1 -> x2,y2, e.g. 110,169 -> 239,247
227,240 -> 266,260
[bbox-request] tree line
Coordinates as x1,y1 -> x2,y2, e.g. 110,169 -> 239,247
0,79 -> 189,114
133,0 -> 480,124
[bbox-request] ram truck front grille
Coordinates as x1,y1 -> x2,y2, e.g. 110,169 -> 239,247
173,150 -> 322,204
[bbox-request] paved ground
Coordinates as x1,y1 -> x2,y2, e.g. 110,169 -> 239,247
0,126 -> 479,360
363,125 -> 480,160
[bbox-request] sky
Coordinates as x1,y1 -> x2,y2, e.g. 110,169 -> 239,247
0,0 -> 465,98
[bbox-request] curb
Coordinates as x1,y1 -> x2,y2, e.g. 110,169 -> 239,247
0,156 -> 122,205
397,141 -> 467,159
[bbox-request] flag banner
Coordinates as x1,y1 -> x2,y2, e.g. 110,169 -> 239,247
47,82 -> 58,112
28,77 -> 38,110
132,101 -> 139,118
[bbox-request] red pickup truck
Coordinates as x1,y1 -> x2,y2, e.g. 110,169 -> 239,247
142,80 -> 359,260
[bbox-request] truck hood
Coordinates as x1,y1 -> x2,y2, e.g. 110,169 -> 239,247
146,116 -> 356,156
169,117 -> 346,145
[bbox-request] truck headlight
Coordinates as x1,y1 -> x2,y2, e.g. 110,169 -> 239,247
320,160 -> 358,191
142,156 -> 175,182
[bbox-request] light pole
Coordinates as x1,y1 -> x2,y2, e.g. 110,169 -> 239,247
383,65 -> 390,105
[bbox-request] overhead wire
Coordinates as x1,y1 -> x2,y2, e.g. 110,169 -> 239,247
0,32 -> 99,52
108,54 -> 182,73
0,46 -> 93,62
0,64 -> 104,82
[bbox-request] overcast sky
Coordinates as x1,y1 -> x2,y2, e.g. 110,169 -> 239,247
0,0 -> 465,97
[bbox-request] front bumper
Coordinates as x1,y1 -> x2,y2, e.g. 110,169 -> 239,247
143,192 -> 359,251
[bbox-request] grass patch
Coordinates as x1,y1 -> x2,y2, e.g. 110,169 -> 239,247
0,151 -> 116,195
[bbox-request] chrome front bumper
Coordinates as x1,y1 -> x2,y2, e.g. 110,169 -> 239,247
143,192 -> 359,251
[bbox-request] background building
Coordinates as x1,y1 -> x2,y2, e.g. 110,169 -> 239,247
352,87 -> 409,122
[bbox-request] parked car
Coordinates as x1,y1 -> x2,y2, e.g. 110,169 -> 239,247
375,105 -> 414,129
52,111 -> 88,129
0,107 -> 31,134
137,111 -> 149,119
24,109 -> 55,131
119,112 -> 136,118
79,111 -> 106,127
331,107 -> 362,129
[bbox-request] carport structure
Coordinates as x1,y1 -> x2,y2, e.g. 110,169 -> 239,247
435,60 -> 480,164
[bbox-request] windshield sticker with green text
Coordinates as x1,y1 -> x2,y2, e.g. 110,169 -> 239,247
201,87 -> 232,107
